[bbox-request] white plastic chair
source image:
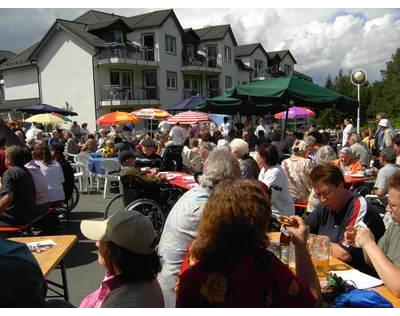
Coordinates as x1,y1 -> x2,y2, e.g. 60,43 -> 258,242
98,160 -> 122,199
74,153 -> 94,192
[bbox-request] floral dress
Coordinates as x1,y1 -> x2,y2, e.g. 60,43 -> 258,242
175,247 -> 316,308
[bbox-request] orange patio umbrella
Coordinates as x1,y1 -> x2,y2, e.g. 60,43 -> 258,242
96,111 -> 142,126
130,108 -> 171,120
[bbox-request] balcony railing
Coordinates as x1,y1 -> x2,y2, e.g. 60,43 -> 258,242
101,85 -> 160,102
97,44 -> 158,63
182,56 -> 222,69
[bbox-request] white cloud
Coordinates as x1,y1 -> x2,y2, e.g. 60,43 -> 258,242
1,7 -> 399,85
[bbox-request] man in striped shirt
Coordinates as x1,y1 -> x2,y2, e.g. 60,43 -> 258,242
305,163 -> 385,275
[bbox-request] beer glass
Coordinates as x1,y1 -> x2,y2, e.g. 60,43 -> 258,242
310,235 -> 331,277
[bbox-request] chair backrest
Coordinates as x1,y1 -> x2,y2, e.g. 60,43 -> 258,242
74,153 -> 90,168
99,160 -> 121,176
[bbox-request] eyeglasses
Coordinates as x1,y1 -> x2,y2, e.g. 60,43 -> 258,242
388,202 -> 400,212
314,189 -> 335,200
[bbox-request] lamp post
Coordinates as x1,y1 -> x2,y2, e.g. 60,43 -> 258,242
350,69 -> 367,135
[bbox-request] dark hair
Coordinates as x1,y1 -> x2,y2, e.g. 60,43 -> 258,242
0,135 -> 6,147
258,143 -> 279,166
141,139 -> 155,148
393,134 -> 400,147
87,133 -> 95,139
388,172 -> 400,191
32,143 -> 53,165
380,147 -> 397,164
308,130 -> 323,145
257,130 -> 265,137
104,241 -> 161,282
310,163 -> 344,187
50,143 -> 67,163
190,179 -> 270,271
5,145 -> 26,167
114,136 -> 122,144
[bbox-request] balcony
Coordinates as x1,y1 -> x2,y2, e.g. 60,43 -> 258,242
181,56 -> 222,74
99,85 -> 160,107
251,69 -> 272,81
97,44 -> 159,68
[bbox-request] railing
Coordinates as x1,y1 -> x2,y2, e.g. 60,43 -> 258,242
101,85 -> 160,101
182,56 -> 222,69
251,68 -> 270,79
97,44 -> 158,63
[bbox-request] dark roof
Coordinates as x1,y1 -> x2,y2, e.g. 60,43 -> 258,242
0,43 -> 39,70
0,51 -> 16,63
86,18 -> 124,32
123,9 -> 184,34
267,50 -> 297,64
194,25 -> 238,46
57,20 -> 107,47
74,10 -> 123,24
234,44 -> 259,57
235,59 -> 252,71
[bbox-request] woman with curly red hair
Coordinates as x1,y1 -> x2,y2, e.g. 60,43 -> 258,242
175,179 -> 321,307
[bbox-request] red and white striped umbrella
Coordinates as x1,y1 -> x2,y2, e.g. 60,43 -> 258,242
167,111 -> 210,124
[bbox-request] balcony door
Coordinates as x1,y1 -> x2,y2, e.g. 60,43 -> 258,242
110,70 -> 132,99
143,70 -> 158,99
142,33 -> 155,61
206,45 -> 217,68
207,76 -> 219,98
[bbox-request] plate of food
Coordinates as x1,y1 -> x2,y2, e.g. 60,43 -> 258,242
183,176 -> 195,181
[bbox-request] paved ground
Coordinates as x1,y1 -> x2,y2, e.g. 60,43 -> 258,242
44,189 -> 121,306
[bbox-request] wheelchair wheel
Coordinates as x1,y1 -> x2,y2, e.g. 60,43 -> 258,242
104,193 -> 125,219
125,198 -> 165,234
70,184 -> 80,210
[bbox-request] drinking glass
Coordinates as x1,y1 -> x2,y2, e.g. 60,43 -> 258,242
310,235 -> 331,277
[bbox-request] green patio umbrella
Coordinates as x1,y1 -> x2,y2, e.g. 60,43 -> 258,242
200,75 -> 358,136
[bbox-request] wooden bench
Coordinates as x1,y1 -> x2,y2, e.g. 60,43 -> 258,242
0,205 -> 59,237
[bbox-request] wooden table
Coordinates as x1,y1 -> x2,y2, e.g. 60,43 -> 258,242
9,235 -> 78,301
268,232 -> 400,307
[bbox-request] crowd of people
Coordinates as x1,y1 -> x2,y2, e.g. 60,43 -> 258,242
1,111 -> 400,307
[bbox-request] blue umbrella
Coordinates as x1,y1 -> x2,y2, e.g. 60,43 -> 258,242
165,95 -> 207,111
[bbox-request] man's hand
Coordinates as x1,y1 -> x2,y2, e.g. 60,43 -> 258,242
286,216 -> 309,250
344,225 -> 357,247
355,227 -> 376,248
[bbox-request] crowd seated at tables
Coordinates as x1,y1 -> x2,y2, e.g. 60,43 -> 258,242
2,113 -> 400,307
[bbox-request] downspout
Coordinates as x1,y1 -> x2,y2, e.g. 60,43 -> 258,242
92,48 -> 101,131
32,60 -> 42,104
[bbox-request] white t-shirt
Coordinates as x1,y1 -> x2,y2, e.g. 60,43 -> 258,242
342,124 -> 354,146
258,165 -> 295,216
35,160 -> 65,203
255,124 -> 271,137
220,122 -> 231,137
25,127 -> 42,141
169,126 -> 188,145
24,160 -> 49,205
158,121 -> 171,134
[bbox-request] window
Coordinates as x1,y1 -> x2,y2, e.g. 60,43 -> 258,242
254,59 -> 264,77
167,71 -> 177,90
112,30 -> 123,43
109,70 -> 132,99
224,46 -> 231,63
225,76 -> 232,89
143,70 -> 158,99
284,64 -> 292,74
165,34 -> 176,55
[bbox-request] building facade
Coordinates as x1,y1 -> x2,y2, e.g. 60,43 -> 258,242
0,9 -> 306,131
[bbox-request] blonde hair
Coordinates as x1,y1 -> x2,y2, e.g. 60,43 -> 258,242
292,140 -> 308,154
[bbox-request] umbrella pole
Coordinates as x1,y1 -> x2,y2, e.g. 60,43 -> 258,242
283,105 -> 289,140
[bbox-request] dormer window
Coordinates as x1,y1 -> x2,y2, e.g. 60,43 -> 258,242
112,30 -> 123,43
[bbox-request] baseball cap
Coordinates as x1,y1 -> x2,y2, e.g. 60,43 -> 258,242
0,239 -> 47,307
80,211 -> 156,255
379,119 -> 388,127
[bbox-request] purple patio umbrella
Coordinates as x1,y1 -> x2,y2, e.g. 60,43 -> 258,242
274,106 -> 315,119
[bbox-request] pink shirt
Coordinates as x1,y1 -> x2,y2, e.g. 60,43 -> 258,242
79,274 -> 122,308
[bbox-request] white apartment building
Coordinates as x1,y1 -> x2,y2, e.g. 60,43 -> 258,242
0,9 -> 304,131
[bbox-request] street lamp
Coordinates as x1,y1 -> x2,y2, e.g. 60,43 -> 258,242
350,69 -> 367,134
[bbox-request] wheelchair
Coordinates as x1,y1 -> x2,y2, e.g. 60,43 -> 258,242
104,168 -> 184,236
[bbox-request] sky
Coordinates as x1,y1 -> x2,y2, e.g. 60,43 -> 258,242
1,2 -> 399,85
